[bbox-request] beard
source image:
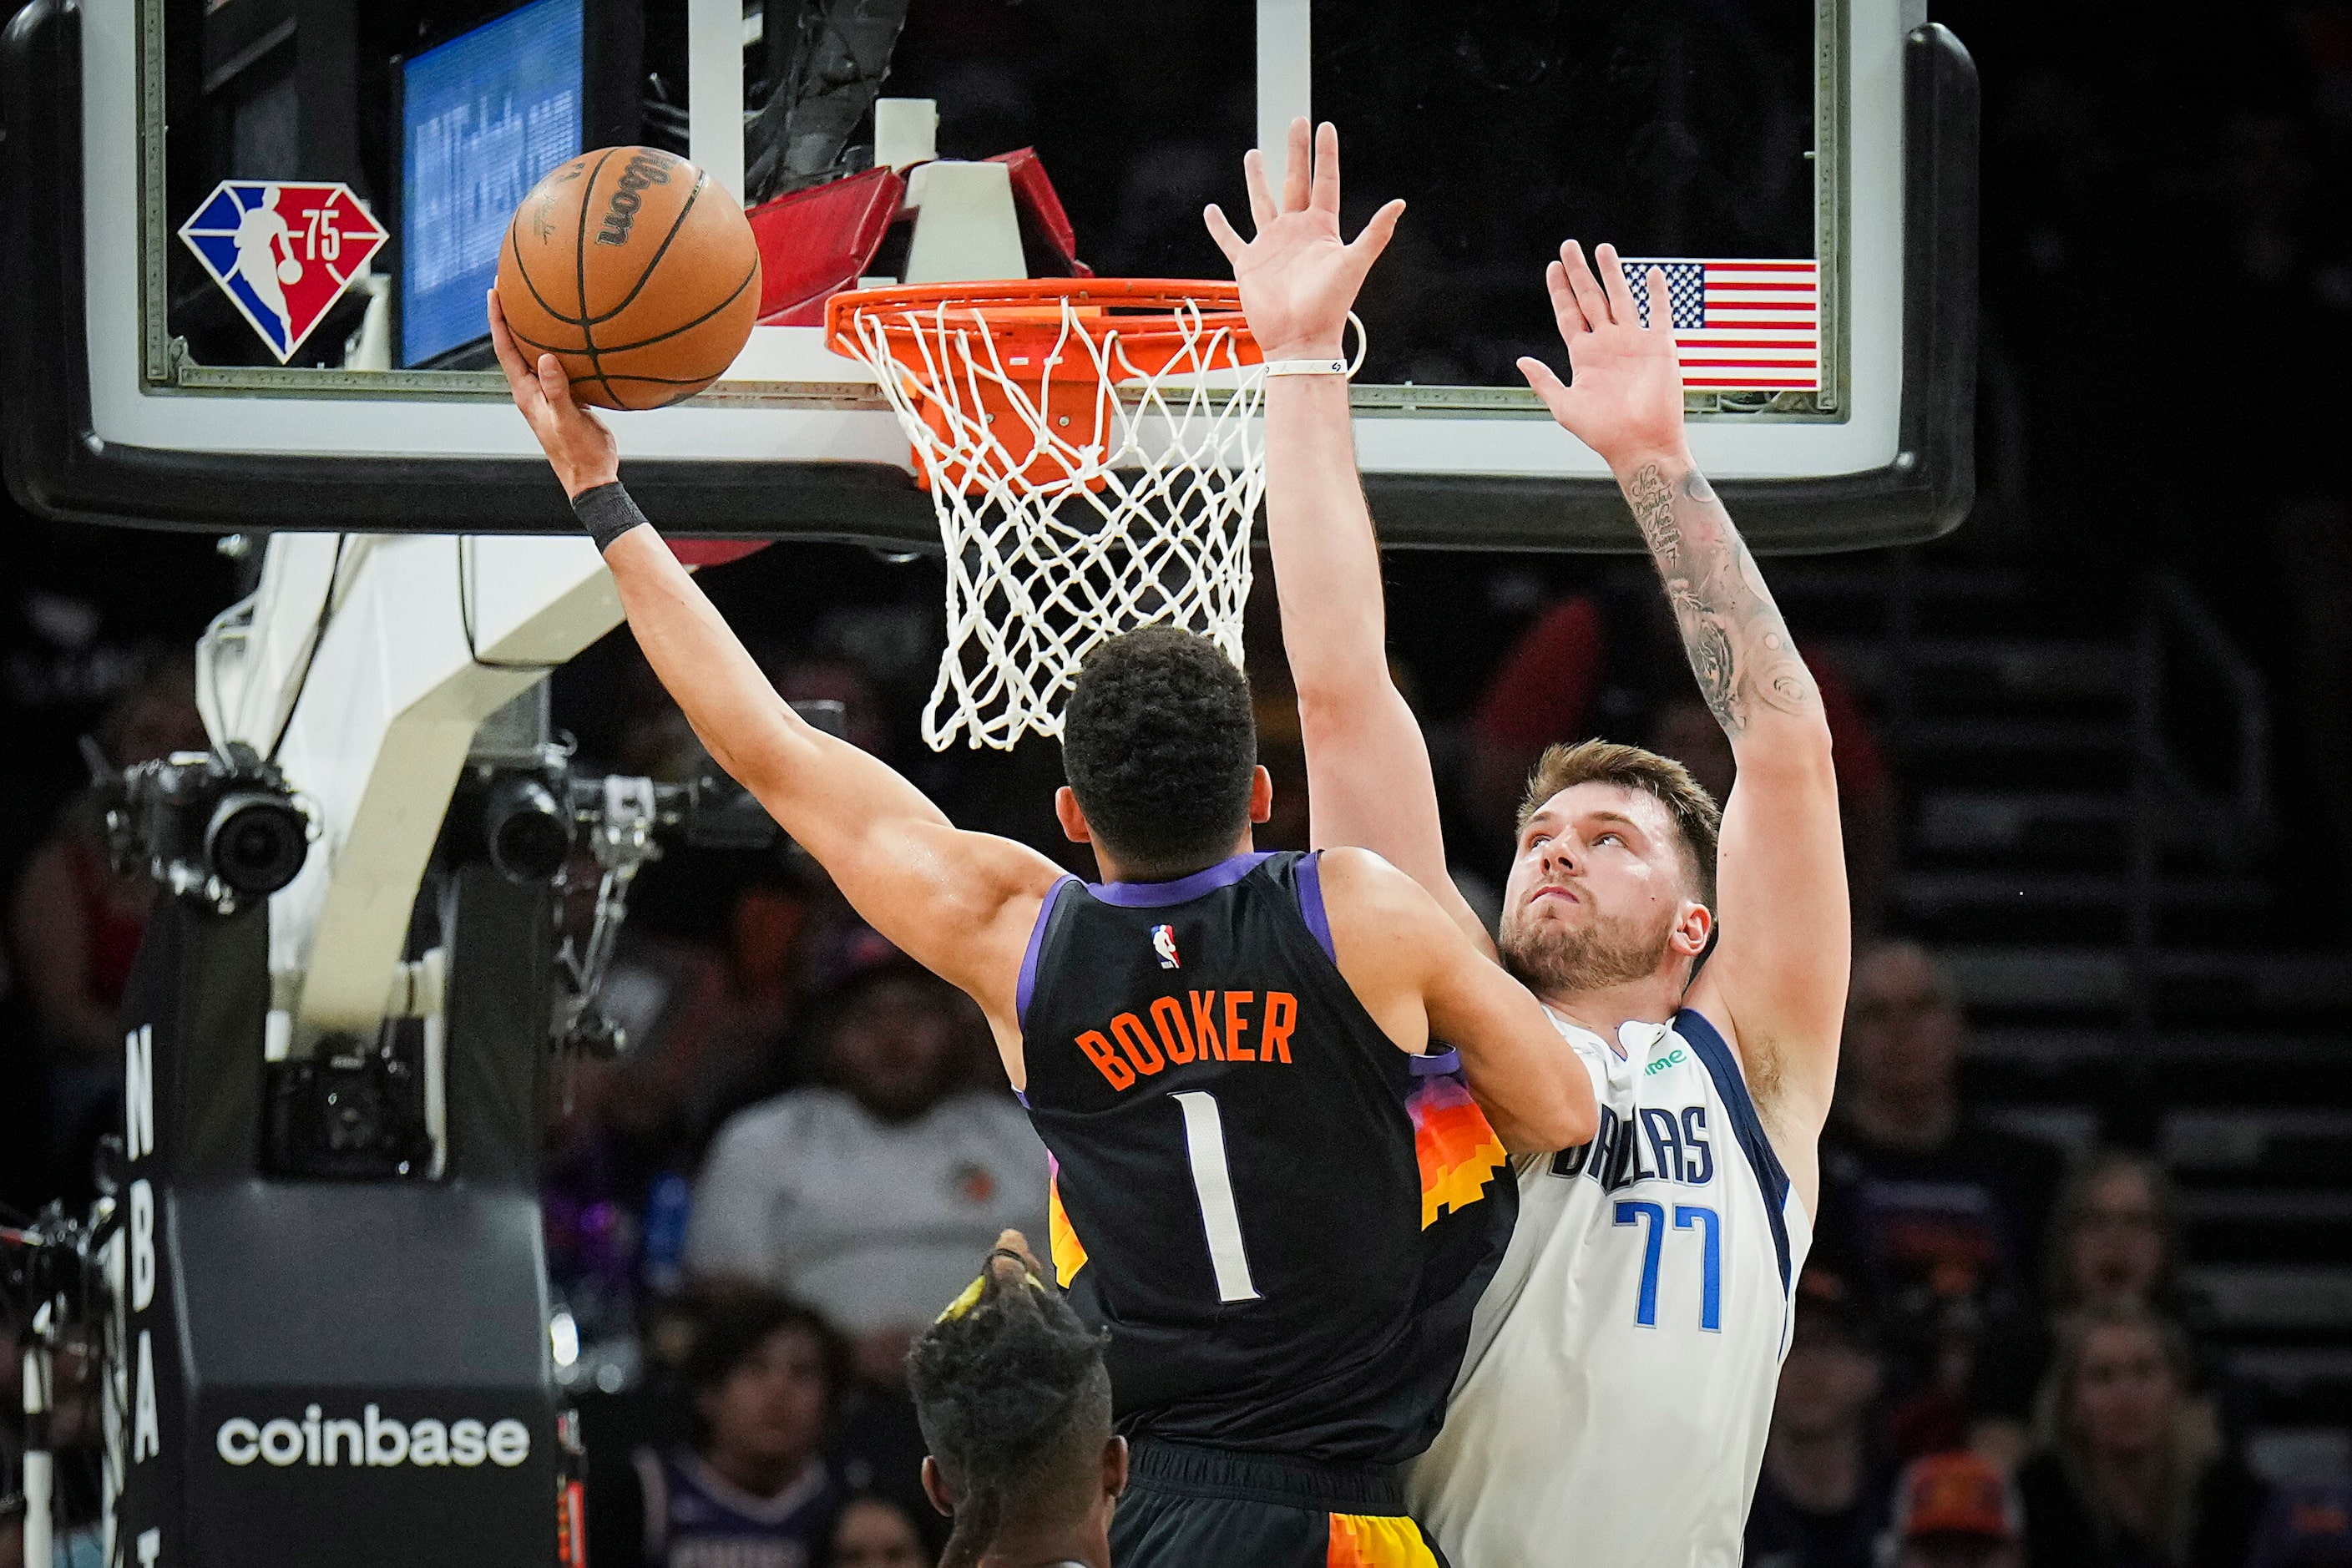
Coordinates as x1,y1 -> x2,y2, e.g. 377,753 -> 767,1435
1498,900 -> 1677,998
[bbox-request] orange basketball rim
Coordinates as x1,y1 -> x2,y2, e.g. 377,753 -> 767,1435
825,278 -> 1263,493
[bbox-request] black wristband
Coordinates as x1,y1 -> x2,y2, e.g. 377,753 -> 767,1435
570,481 -> 650,554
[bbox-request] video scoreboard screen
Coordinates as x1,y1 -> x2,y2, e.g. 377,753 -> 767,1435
399,0 -> 584,367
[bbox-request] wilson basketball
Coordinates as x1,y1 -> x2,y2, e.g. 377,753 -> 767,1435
496,147 -> 761,411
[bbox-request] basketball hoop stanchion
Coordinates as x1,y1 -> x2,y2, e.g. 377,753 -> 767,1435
827,279 -> 1360,751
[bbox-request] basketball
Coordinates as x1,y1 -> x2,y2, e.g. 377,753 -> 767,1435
495,146 -> 761,411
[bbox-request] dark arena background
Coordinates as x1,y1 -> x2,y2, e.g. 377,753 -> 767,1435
3,2 -> 2350,1566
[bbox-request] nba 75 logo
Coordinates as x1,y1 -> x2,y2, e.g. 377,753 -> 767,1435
179,182 -> 387,363
1151,924 -> 1181,970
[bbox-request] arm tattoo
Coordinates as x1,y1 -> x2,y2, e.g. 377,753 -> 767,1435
1625,461 -> 1817,739
1626,465 -> 1680,567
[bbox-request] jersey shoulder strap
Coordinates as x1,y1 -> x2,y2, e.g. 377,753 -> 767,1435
1018,871 -> 1085,1029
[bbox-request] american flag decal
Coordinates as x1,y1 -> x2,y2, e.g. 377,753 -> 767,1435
1619,258 -> 1820,392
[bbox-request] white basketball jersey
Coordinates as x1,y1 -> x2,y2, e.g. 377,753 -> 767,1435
1405,1008 -> 1811,1567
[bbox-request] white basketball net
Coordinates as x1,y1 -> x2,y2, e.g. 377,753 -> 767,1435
841,294 -> 1272,751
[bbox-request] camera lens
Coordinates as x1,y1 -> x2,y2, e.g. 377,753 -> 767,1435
205,792 -> 311,896
485,776 -> 574,882
322,1076 -> 386,1153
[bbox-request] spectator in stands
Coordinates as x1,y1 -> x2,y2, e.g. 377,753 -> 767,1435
6,655 -> 204,1056
5,654 -> 205,1182
1814,940 -> 2067,1455
1976,1150 -> 2208,1468
1887,1450 -> 2026,1568
685,953 -> 1049,1386
2043,1151 -> 2188,1319
828,1495 -> 932,1568
607,1282 -> 851,1568
2017,1300 -> 2267,1568
1747,1269 -> 1899,1568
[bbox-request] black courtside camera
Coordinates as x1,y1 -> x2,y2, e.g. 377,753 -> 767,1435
94,740 -> 314,912
265,1034 -> 432,1181
483,773 -> 575,883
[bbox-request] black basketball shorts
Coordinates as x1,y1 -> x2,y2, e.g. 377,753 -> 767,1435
1109,1441 -> 1452,1568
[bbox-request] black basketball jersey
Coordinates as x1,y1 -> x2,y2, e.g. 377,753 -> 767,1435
1016,850 -> 1517,1465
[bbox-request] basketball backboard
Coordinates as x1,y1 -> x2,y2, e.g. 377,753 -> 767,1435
3,0 -> 1975,551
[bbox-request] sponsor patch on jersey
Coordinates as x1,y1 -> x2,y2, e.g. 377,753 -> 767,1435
179,181 -> 387,362
1150,923 -> 1181,969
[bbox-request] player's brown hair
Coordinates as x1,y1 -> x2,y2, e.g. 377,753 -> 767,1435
1517,740 -> 1722,908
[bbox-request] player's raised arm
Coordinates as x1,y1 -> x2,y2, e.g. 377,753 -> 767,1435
488,293 -> 1063,1037
1318,847 -> 1597,1155
1206,122 -> 1490,952
1516,243 -> 1849,1192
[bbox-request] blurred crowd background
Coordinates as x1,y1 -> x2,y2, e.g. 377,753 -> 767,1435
8,1 -> 2352,1565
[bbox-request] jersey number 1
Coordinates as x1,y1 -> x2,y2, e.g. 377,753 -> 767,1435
1614,1201 -> 1722,1332
1173,1092 -> 1261,1302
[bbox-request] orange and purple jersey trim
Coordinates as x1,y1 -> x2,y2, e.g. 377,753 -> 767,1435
1408,1057 -> 1507,1230
1046,1156 -> 1088,1287
1326,1512 -> 1445,1566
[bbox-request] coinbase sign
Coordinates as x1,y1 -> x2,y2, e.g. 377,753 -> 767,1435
215,1405 -> 530,1469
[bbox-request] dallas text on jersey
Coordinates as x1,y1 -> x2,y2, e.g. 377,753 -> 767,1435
1548,1101 -> 1717,1191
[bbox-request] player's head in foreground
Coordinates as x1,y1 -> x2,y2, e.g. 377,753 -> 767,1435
911,1232 -> 1125,1568
1499,739 -> 1722,1002
1055,625 -> 1270,882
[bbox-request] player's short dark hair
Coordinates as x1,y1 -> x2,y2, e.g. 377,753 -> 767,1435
1519,739 -> 1722,908
676,1279 -> 852,1426
908,1254 -> 1114,1568
1060,626 -> 1257,878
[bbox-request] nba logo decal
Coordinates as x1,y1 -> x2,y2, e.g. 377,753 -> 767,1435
1151,924 -> 1181,969
179,182 -> 387,363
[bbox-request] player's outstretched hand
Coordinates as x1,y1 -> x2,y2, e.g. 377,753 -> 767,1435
488,289 -> 620,499
1204,118 -> 1404,363
1517,241 -> 1687,471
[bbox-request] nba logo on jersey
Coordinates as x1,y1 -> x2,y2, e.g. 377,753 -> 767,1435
1150,924 -> 1181,969
178,181 -> 387,363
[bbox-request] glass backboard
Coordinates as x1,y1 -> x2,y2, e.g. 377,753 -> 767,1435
397,0 -> 586,367
2,0 -> 1975,549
